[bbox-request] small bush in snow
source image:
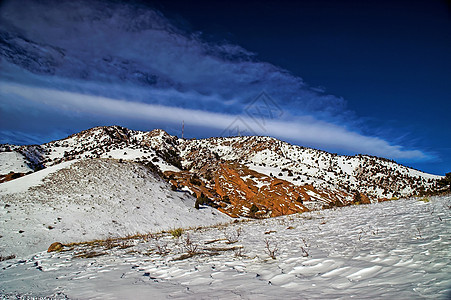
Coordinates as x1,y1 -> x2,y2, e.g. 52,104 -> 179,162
195,198 -> 201,209
155,240 -> 169,255
353,191 -> 362,204
264,238 -> 278,259
195,192 -> 219,209
182,234 -> 199,255
225,227 -> 242,244
170,228 -> 184,238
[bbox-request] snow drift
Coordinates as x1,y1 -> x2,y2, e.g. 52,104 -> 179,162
0,158 -> 230,257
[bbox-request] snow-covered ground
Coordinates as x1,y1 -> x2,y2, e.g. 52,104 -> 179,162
0,158 -> 230,257
0,160 -> 76,195
0,152 -> 33,174
1,195 -> 449,299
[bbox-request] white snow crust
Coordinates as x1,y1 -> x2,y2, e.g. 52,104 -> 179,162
0,159 -> 230,257
1,195 -> 449,299
0,152 -> 33,174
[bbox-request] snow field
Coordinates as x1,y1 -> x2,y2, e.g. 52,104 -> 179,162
0,158 -> 230,257
0,152 -> 33,174
1,195 -> 449,299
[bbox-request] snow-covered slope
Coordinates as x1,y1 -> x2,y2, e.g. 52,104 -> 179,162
0,150 -> 33,174
181,135 -> 441,198
0,158 -> 230,257
1,195 -> 449,299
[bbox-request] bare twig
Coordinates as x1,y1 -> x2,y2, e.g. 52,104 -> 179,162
183,234 -> 199,255
264,238 -> 278,259
155,241 -> 169,255
234,246 -> 244,257
225,227 -> 242,244
416,227 -> 422,239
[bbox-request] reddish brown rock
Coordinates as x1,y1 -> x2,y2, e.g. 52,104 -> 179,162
47,242 -> 63,252
165,161 -> 313,218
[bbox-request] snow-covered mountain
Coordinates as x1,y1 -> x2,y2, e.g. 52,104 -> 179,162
0,132 -> 449,297
0,126 -> 443,219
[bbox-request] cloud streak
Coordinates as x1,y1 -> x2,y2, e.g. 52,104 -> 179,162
0,82 -> 429,161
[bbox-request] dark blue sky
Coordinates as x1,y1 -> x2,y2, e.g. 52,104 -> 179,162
0,0 -> 450,175
154,0 -> 451,174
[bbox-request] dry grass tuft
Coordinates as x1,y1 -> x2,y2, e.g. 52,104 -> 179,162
170,228 -> 184,238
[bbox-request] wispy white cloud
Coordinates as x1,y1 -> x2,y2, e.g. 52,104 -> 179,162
0,82 -> 430,161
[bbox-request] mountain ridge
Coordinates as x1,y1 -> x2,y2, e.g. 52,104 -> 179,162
0,125 -> 443,217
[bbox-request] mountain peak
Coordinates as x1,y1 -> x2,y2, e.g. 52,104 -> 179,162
0,126 -> 444,217
148,128 -> 170,137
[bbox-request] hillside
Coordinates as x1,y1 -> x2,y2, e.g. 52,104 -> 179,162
0,158 -> 230,257
0,125 -> 443,218
1,195 -> 449,299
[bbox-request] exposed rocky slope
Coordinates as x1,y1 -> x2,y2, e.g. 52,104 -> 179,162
0,126 -> 443,217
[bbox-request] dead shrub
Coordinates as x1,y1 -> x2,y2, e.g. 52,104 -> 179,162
264,238 -> 278,259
